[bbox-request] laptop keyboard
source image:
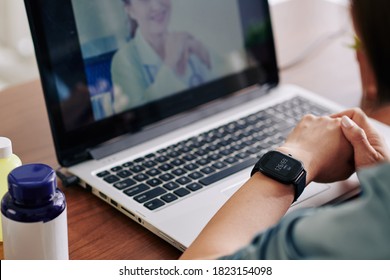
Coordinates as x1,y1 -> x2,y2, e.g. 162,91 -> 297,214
95,96 -> 331,211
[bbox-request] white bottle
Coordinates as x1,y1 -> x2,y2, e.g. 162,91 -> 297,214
0,137 -> 22,242
1,163 -> 69,259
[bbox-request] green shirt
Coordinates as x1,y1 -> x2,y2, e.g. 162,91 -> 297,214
221,163 -> 390,259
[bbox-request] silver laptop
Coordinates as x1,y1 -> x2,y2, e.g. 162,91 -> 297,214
24,0 -> 389,251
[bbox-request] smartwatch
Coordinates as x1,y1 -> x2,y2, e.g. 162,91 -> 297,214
251,150 -> 306,202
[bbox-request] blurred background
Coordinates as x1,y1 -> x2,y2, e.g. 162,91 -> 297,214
0,0 -> 350,92
0,0 -> 37,90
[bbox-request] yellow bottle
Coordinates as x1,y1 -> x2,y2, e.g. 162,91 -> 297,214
0,137 -> 22,242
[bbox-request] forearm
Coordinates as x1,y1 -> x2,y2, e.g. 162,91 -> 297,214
180,114 -> 354,260
180,172 -> 295,260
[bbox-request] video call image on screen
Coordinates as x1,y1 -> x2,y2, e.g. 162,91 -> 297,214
71,0 -> 270,121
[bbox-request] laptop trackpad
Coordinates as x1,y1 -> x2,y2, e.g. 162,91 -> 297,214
221,183 -> 243,197
294,182 -> 330,205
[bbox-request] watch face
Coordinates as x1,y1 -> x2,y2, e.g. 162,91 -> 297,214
259,151 -> 304,182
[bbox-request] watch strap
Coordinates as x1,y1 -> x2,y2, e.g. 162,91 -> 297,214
293,170 -> 306,202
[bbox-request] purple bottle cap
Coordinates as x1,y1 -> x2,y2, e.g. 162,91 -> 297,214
8,163 -> 57,206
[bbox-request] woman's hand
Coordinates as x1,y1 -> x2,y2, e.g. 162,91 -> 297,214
332,108 -> 390,169
163,32 -> 210,76
278,115 -> 355,184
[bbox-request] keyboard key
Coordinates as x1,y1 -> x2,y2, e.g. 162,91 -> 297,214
163,182 -> 180,191
188,171 -> 204,180
96,171 -> 110,178
124,183 -> 150,197
235,152 -> 249,160
117,170 -> 132,178
224,157 -> 238,164
189,141 -> 203,148
200,158 -> 257,186
184,163 -> 198,171
195,149 -> 207,156
144,199 -> 165,210
130,165 -> 145,173
231,144 -> 244,151
183,154 -> 196,161
122,162 -> 134,168
176,176 -> 192,185
220,149 -> 233,156
172,168 -> 187,176
114,178 -> 137,190
159,163 -> 174,171
134,157 -> 145,163
157,148 -> 167,154
159,173 -> 175,182
146,178 -> 163,187
111,166 -> 123,172
167,151 -> 180,158
146,168 -> 161,176
171,159 -> 185,166
143,160 -> 157,168
161,193 -> 178,203
242,139 -> 256,146
206,145 -> 219,152
200,166 -> 215,175
174,188 -> 191,197
155,156 -> 169,163
208,154 -> 222,161
246,147 -> 259,154
103,175 -> 120,184
254,134 -> 267,142
134,187 -> 167,203
196,158 -> 210,166
187,183 -> 203,192
133,173 -> 149,182
212,162 -> 227,169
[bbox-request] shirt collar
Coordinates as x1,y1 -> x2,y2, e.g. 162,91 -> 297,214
133,30 -> 162,67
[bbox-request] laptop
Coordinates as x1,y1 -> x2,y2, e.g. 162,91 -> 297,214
23,0 -> 388,251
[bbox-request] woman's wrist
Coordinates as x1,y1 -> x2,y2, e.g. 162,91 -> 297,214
250,172 -> 295,204
275,146 -> 316,185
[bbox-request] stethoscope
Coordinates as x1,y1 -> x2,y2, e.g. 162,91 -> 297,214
144,64 -> 159,84
188,57 -> 204,87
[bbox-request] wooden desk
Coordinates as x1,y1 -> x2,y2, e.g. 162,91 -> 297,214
0,0 -> 360,259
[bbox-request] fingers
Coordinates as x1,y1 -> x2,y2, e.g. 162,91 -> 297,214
341,116 -> 373,151
340,116 -> 381,168
187,37 -> 211,68
331,107 -> 369,128
164,32 -> 210,75
177,39 -> 190,75
163,32 -> 190,76
331,107 -> 380,138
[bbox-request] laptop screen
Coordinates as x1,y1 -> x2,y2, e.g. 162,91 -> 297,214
25,0 -> 278,166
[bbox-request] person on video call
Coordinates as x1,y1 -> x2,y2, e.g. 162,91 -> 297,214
180,0 -> 390,260
111,0 -> 228,112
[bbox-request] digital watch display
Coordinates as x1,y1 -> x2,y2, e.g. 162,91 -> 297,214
251,150 -> 306,202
